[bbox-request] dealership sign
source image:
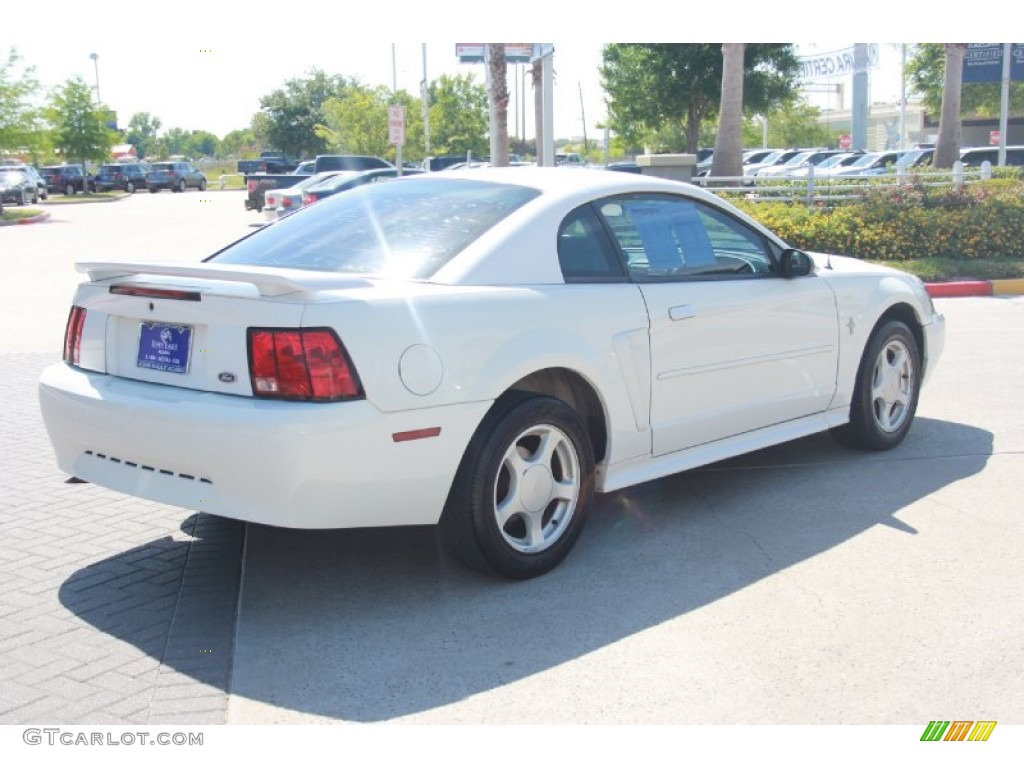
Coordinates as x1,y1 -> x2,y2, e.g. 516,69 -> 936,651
962,44 -> 1024,83
798,45 -> 879,81
456,44 -> 535,63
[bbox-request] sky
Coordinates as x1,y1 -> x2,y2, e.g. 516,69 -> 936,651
4,4 -> 955,148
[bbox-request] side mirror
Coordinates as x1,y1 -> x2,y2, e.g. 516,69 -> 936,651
780,248 -> 813,278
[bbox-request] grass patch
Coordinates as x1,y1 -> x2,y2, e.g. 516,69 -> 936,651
1,207 -> 43,221
44,191 -> 126,204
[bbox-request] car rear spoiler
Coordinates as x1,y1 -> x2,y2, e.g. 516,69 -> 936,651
77,261 -> 373,298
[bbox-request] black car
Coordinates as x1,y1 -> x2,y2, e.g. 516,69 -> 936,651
39,165 -> 93,195
146,161 -> 207,193
301,168 -> 422,206
0,168 -> 40,205
0,163 -> 48,200
95,163 -> 149,193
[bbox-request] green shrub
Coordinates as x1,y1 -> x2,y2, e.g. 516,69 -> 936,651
732,179 -> 1024,262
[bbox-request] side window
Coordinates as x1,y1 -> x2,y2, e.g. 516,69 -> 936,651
595,194 -> 775,280
557,205 -> 627,282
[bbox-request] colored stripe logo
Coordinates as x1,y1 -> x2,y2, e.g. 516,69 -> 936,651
921,721 -> 997,741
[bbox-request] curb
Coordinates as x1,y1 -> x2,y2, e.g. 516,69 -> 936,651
925,279 -> 1024,298
0,210 -> 51,227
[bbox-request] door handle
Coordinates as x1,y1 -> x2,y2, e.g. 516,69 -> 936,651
669,305 -> 697,321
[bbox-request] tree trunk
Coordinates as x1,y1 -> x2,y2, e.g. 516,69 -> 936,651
532,58 -> 544,164
934,43 -> 966,169
488,44 -> 510,166
710,43 -> 746,178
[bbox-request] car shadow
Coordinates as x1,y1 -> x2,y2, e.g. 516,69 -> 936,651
60,417 -> 990,721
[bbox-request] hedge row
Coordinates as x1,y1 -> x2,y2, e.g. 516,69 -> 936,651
729,179 -> 1024,262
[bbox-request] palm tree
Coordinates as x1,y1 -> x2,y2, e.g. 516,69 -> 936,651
533,57 -> 544,164
488,44 -> 509,166
933,43 -> 966,169
710,43 -> 746,178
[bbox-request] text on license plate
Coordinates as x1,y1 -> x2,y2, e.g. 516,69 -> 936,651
137,323 -> 192,374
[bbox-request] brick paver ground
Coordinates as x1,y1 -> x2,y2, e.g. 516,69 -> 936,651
0,353 -> 244,724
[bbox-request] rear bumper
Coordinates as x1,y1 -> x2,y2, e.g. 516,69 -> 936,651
39,363 -> 491,529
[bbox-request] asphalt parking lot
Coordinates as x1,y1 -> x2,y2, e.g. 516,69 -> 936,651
1,191 -> 1022,728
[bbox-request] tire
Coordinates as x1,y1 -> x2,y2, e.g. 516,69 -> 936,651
831,320 -> 921,451
439,393 -> 595,579
64,183 -> 75,196
126,181 -> 135,194
177,179 -> 187,193
198,178 -> 207,191
19,189 -> 27,206
149,187 -> 159,194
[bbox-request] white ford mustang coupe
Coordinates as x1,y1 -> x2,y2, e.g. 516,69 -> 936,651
39,167 -> 945,579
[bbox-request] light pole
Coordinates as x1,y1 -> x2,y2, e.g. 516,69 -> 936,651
89,52 -> 101,106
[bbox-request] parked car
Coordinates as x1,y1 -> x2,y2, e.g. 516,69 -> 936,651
605,161 -> 642,174
146,161 -> 207,193
300,167 -> 424,205
958,146 -> 1024,168
0,167 -> 40,205
237,151 -> 300,175
0,163 -> 48,200
787,151 -> 866,178
243,155 -> 393,211
753,149 -> 848,178
742,148 -> 807,177
262,171 -> 348,222
94,163 -> 149,193
39,164 -> 93,195
39,167 -> 945,580
833,151 -> 905,177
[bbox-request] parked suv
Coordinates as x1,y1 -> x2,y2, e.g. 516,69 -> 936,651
959,146 -> 1024,168
39,165 -> 93,195
0,162 -> 48,200
95,163 -> 149,193
146,161 -> 207,193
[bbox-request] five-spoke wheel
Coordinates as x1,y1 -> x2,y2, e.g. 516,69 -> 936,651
832,319 -> 921,450
440,393 -> 594,579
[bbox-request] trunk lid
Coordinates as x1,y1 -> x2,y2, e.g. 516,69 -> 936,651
71,262 -> 372,397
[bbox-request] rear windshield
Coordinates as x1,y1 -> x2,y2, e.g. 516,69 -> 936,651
150,163 -> 174,171
210,177 -> 540,279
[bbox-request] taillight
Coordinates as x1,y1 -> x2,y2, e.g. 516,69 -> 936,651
63,306 -> 86,365
247,328 -> 363,401
282,198 -> 293,208
302,193 -> 316,205
247,180 -> 258,192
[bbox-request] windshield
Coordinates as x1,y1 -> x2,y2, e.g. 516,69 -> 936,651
1,171 -> 27,183
211,178 -> 540,280
783,152 -> 814,167
846,154 -> 880,169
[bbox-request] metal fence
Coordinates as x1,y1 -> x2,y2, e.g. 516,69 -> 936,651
697,161 -> 996,205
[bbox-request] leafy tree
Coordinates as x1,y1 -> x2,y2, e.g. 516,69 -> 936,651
742,99 -> 834,148
159,127 -> 190,157
253,69 -> 354,158
124,112 -> 161,159
907,43 -> 1024,118
315,83 -> 424,163
220,127 -> 260,158
601,44 -> 800,153
427,73 -> 487,157
185,130 -> 220,159
1,47 -> 45,158
45,77 -> 116,167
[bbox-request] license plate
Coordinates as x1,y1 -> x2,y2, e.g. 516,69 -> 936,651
137,323 -> 192,374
